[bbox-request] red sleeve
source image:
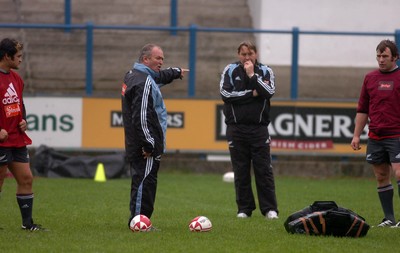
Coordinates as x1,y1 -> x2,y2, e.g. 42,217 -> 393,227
357,76 -> 369,114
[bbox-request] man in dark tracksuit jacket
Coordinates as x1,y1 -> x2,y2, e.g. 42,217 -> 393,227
220,41 -> 278,219
121,44 -> 185,227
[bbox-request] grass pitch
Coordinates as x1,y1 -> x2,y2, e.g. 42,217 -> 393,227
1,172 -> 399,253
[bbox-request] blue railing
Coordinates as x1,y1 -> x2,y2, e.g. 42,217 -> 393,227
170,0 -> 178,36
64,0 -> 179,35
64,0 -> 71,32
1,22 -> 399,98
44,1 -> 400,98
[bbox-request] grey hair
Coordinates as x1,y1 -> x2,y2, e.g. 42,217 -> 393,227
138,44 -> 160,63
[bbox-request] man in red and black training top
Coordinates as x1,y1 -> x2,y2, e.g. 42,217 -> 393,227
351,39 -> 400,228
0,38 -> 45,231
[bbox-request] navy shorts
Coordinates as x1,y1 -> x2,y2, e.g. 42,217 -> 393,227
0,147 -> 30,165
366,137 -> 400,164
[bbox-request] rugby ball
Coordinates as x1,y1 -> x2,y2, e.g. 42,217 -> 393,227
129,214 -> 152,232
222,171 -> 234,183
189,216 -> 212,232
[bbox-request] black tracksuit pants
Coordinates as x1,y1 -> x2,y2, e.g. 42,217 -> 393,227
227,124 -> 278,216
129,154 -> 160,219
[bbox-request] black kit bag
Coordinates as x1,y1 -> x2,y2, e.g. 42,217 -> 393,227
284,201 -> 370,237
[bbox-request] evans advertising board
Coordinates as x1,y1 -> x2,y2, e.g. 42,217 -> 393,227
24,97 -> 82,148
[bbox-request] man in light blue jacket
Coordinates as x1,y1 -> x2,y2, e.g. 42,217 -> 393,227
121,44 -> 188,229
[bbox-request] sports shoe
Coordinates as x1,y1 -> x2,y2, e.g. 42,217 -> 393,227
237,213 -> 249,218
391,221 -> 400,228
128,216 -> 133,229
377,218 -> 394,227
266,210 -> 279,219
21,223 -> 47,231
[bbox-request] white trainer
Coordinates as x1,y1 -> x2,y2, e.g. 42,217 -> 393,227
266,210 -> 278,219
237,213 -> 249,218
391,221 -> 400,228
377,218 -> 394,227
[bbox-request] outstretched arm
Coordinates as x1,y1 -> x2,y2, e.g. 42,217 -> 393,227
155,67 -> 189,87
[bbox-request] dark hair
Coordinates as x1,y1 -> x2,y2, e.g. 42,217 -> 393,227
138,44 -> 160,63
376,39 -> 399,58
0,38 -> 23,60
237,41 -> 257,54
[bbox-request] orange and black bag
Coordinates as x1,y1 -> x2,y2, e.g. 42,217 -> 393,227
284,201 -> 370,237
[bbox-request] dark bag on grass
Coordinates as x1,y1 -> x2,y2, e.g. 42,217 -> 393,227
284,201 -> 370,237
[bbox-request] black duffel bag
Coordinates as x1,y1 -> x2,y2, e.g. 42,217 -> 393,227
284,201 -> 370,237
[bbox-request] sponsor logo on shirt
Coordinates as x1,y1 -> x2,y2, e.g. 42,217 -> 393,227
378,81 -> 393,90
121,83 -> 127,96
4,103 -> 21,118
2,83 -> 20,105
2,83 -> 21,117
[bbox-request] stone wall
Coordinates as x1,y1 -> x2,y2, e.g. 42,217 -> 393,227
0,0 -> 369,100
0,0 -> 254,98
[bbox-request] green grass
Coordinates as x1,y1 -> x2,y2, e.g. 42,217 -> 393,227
1,172 -> 399,253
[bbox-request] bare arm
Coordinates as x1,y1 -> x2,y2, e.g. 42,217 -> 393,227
351,112 -> 368,151
0,128 -> 8,142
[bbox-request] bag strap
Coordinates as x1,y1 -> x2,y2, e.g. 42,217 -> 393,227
316,211 -> 326,235
300,212 -> 326,235
311,201 -> 338,211
345,217 -> 366,238
299,218 -> 310,235
308,218 -> 320,235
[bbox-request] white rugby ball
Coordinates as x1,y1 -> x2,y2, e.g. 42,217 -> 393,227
129,214 -> 152,232
222,171 -> 234,183
189,216 -> 212,232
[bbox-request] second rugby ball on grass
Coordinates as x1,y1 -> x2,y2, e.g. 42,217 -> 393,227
222,171 -> 234,182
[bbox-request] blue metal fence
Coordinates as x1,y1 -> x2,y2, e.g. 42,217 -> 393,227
64,0 -> 71,32
35,1 -> 400,98
1,22 -> 399,98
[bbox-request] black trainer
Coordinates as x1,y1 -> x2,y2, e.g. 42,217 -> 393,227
128,216 -> 134,229
21,223 -> 47,231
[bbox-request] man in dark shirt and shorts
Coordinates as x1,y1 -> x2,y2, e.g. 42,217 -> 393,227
351,39 -> 400,227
